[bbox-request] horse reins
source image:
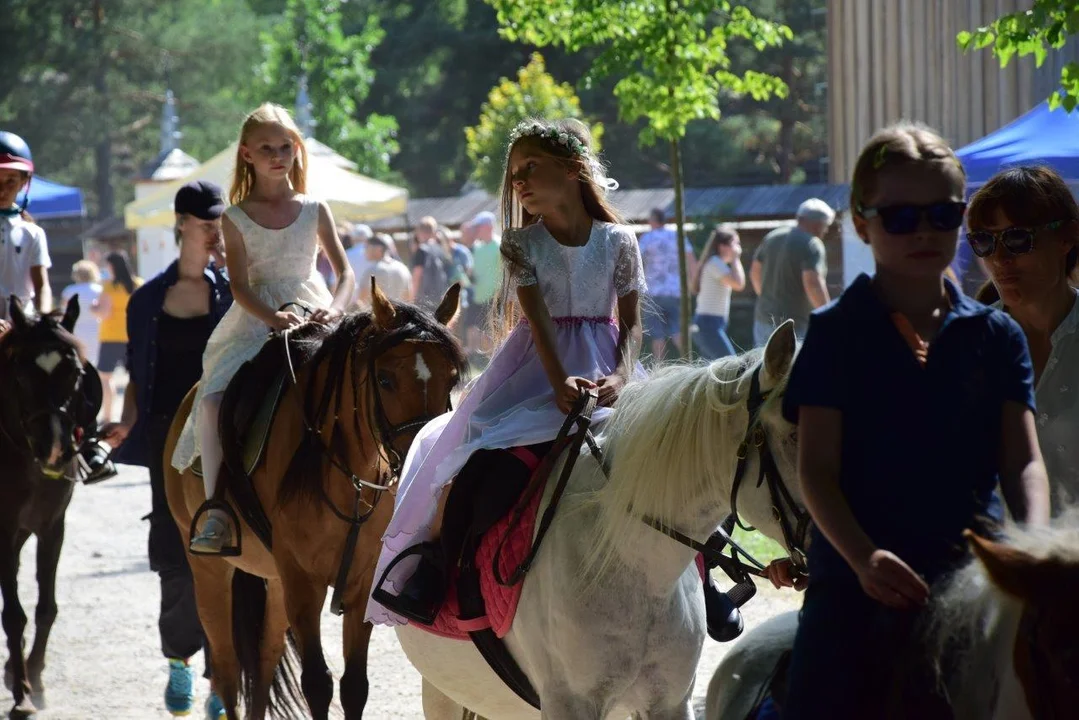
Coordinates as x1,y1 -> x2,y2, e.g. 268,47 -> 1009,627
280,305 -> 450,615
728,365 -> 812,575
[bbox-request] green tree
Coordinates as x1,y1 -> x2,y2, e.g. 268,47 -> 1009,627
0,0 -> 267,216
487,0 -> 791,356
465,53 -> 603,194
260,0 -> 399,178
959,1 -> 1079,111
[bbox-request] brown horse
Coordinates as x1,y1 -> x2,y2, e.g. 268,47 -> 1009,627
0,296 -> 96,719
164,284 -> 466,720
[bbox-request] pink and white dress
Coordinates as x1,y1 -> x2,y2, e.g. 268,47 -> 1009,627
366,219 -> 647,626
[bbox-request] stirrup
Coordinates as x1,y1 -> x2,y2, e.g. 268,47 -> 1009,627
371,541 -> 446,625
188,500 -> 242,557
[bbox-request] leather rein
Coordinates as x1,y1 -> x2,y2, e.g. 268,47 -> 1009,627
495,363 -> 809,592
281,305 -> 449,614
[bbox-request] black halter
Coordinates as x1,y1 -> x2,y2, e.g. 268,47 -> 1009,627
280,308 -> 451,615
0,340 -> 92,481
729,365 -> 811,574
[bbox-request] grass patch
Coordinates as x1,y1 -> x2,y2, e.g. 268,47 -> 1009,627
730,526 -> 787,564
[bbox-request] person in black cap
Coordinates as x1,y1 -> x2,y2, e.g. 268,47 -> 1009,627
100,179 -> 233,717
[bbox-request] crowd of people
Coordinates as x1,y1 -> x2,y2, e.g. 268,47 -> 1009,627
3,96 -> 1079,717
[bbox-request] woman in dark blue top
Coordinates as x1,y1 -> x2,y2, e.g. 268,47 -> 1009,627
100,181 -> 232,716
779,123 -> 1050,719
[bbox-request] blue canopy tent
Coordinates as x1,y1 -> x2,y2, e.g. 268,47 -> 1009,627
16,177 -> 86,219
953,101 -> 1079,281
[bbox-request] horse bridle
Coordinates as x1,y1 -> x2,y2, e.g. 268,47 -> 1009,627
729,364 -> 812,575
280,308 -> 451,615
0,342 -> 90,480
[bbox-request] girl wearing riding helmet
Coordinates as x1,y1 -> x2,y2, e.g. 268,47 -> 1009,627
781,122 -> 1050,717
0,131 -> 51,328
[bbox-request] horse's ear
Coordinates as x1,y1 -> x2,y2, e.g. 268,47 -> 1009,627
966,530 -> 1065,603
61,294 -> 79,333
762,319 -> 796,384
434,283 -> 461,327
8,295 -> 29,331
370,276 -> 396,330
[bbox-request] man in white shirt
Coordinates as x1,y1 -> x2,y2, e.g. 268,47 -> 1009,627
0,130 -> 52,327
359,234 -> 412,304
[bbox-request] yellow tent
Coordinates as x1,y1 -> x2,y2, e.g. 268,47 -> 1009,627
124,138 -> 407,229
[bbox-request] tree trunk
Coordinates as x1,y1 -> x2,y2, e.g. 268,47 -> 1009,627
670,137 -> 690,358
93,0 -> 114,218
777,54 -> 796,183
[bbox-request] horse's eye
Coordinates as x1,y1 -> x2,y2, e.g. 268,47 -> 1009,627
377,371 -> 394,391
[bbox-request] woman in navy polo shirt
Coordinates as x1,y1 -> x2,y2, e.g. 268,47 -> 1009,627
101,181 -> 232,717
780,123 -> 1051,718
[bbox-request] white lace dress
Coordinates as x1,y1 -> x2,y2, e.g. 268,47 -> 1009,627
171,196 -> 332,472
366,219 -> 647,625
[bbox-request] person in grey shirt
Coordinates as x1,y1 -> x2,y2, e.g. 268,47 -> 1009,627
750,198 -> 835,345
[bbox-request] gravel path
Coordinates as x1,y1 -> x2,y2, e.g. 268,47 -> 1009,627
5,462 -> 802,719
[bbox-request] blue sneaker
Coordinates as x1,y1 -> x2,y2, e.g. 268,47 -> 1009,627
205,691 -> 226,718
164,659 -> 195,716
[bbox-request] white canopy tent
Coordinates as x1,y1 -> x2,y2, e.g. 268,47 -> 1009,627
123,138 -> 407,278
124,138 -> 407,229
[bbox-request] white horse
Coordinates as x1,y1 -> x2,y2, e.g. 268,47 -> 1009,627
706,514 -> 1079,720
395,321 -> 805,719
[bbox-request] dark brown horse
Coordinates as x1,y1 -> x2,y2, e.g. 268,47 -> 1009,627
164,284 -> 466,719
0,296 -> 95,719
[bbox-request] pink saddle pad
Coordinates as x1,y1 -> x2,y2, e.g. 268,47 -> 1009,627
416,447 -> 546,641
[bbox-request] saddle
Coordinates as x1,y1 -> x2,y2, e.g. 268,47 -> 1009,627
188,323 -> 325,554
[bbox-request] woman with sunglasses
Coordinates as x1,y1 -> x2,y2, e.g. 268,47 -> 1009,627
779,122 -> 1050,718
968,165 -> 1079,509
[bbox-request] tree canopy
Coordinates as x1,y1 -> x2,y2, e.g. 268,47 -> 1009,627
465,53 -> 601,194
959,0 -> 1079,111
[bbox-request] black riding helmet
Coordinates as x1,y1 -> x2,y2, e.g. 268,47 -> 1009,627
0,131 -> 34,214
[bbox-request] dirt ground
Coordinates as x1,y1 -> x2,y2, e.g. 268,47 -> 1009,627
2,460 -> 803,719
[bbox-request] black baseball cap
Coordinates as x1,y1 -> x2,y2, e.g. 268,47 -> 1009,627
174,180 -> 226,220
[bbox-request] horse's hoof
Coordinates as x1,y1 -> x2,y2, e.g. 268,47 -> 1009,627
28,691 -> 44,712
8,697 -> 37,720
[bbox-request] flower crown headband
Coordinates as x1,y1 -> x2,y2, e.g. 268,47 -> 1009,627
507,121 -> 619,191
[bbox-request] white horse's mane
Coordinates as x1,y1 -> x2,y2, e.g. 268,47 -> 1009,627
584,350 -> 785,576
928,508 -> 1079,717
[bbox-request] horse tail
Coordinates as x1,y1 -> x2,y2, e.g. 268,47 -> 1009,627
231,569 -> 305,718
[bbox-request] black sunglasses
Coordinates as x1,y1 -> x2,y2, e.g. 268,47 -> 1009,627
858,201 -> 967,235
966,220 -> 1067,258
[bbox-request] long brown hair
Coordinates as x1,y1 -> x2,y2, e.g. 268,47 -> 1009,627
692,224 -> 738,295
229,103 -> 308,205
487,117 -> 623,345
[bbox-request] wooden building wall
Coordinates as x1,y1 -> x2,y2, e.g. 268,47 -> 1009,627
826,0 -> 1059,183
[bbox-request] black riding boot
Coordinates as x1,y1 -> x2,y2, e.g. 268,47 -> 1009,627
704,569 -> 744,642
371,542 -> 447,625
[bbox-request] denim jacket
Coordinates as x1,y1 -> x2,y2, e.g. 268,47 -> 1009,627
114,261 -> 232,467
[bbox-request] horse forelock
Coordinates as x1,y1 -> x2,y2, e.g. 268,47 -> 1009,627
276,303 -> 466,507
928,508 -> 1079,718
584,350 -> 779,578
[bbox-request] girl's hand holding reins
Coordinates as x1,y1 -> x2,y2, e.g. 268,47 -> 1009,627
0,318 -> 9,338
556,376 -> 597,414
764,558 -> 808,591
270,310 -> 305,332
309,307 -> 343,325
854,548 -> 929,609
595,371 -> 628,408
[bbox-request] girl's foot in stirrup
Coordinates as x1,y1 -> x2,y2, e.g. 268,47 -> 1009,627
190,509 -> 232,554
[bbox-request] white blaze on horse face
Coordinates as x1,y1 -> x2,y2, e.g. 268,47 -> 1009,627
415,351 -> 432,405
35,350 -> 62,375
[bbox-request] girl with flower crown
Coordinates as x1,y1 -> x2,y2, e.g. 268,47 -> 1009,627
367,117 -> 650,625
